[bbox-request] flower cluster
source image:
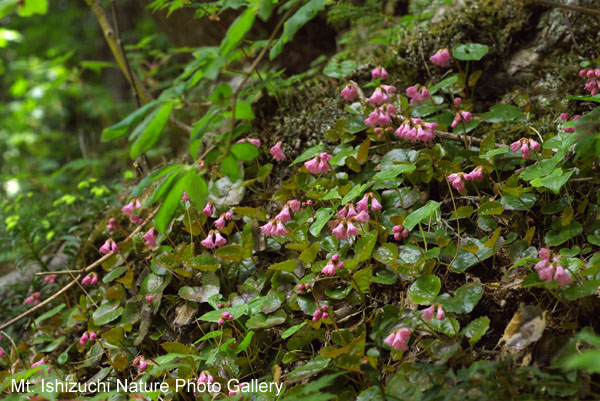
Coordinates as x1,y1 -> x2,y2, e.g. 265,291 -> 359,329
406,84 -> 431,105
99,238 -> 118,255
430,48 -> 451,67
421,304 -> 445,322
197,371 -> 215,385
305,152 -> 332,174
236,138 -> 261,147
201,231 -> 227,249
107,217 -> 117,231
341,83 -> 357,101
81,272 -> 98,286
321,254 -> 344,276
392,225 -> 409,240
122,199 -> 143,225
79,330 -> 97,346
214,211 -> 232,230
560,113 -> 580,133
535,248 -> 573,286
368,85 -> 396,106
332,204 -> 369,240
133,355 -> 147,371
579,68 -> 600,95
44,274 -> 57,285
371,66 -> 388,79
270,141 -> 286,162
451,98 -> 473,129
218,311 -> 235,326
510,138 -> 540,159
364,104 -> 396,128
384,327 -> 411,351
296,283 -> 311,294
143,228 -> 157,247
357,192 -> 382,213
217,301 -> 232,309
260,200 -> 301,237
312,304 -> 329,322
394,118 -> 437,142
24,292 -> 41,305
447,166 -> 484,193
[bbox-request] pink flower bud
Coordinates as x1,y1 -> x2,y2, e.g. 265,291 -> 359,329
182,192 -> 190,202
341,84 -> 357,101
331,254 -> 339,262
322,305 -> 329,311
421,305 -> 435,322
79,332 -> 89,346
88,332 -> 97,341
214,232 -> 227,247
139,360 -> 147,371
371,66 -> 388,79
143,228 -> 157,247
276,207 -> 291,222
270,141 -> 286,162
430,48 -> 451,67
146,295 -> 153,304
202,202 -> 213,216
217,319 -> 224,326
436,306 -> 445,320
201,233 -> 215,249
322,312 -> 329,319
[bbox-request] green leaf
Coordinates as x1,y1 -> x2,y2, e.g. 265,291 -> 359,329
403,201 -> 441,231
246,310 -> 287,329
352,266 -> 372,292
563,280 -> 600,301
288,355 -> 331,383
34,303 -> 66,325
356,231 -> 377,262
101,101 -> 158,142
480,104 -> 526,123
520,150 -> 566,181
323,59 -> 356,78
462,316 -> 490,345
236,330 -> 255,353
17,0 -> 47,16
282,322 -> 307,339
437,282 -> 483,314
545,221 -> 583,246
299,242 -> 320,264
452,43 -> 489,61
131,164 -> 183,198
450,239 -> 494,272
130,101 -> 174,158
154,169 -> 193,232
373,244 -> 398,265
341,183 -> 368,204
478,201 -> 504,216
103,266 -> 128,283
198,304 -> 248,322
530,168 -> 574,194
221,154 -> 239,181
269,0 -> 325,60
231,142 -> 259,161
373,164 -> 416,180
408,274 -> 441,305
92,300 -> 123,326
220,6 -> 257,55
225,101 -> 255,120
310,207 -> 334,237
269,260 -> 298,272
294,144 -> 325,164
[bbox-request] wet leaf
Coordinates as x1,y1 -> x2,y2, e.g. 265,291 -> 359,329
408,274 -> 441,305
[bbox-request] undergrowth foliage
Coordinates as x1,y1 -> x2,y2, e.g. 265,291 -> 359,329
3,0 -> 600,400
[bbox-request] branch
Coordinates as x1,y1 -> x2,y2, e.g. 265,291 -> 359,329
0,206 -> 159,331
532,0 -> 600,17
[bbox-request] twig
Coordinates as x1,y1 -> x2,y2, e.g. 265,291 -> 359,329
0,206 -> 159,331
532,0 -> 600,17
561,9 -> 578,48
110,0 -> 140,108
36,270 -> 84,276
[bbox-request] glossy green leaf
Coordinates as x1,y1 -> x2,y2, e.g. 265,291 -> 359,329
408,274 -> 441,305
309,207 -> 334,237
130,101 -> 174,158
323,59 -> 356,78
403,201 -> 441,231
462,316 -> 490,345
452,43 -> 489,61
101,101 -> 158,142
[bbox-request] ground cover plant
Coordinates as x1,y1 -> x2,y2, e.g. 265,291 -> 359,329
2,0 -> 600,400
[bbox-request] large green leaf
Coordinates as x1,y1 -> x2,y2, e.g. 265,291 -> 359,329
403,201 -> 441,231
130,101 -> 174,158
220,5 -> 257,55
408,274 -> 441,305
452,43 -> 489,61
269,0 -> 325,60
101,101 -> 159,142
154,169 -> 199,232
480,104 -> 526,123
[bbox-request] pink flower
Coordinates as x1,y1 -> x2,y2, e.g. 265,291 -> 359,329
270,141 -> 286,162
107,218 -> 117,231
356,196 -> 369,212
371,66 -> 388,79
312,309 -> 322,322
214,215 -> 226,229
274,221 -> 288,236
260,221 -> 274,236
384,328 -> 411,351
99,239 -> 118,255
276,206 -> 291,222
332,223 -> 347,240
304,153 -> 332,174
560,113 -> 570,120
395,118 -> 436,142
529,140 -> 540,151
31,357 -> 47,368
421,305 -> 435,322
182,192 -> 190,202
304,158 -> 319,174
448,173 -> 466,193
202,202 -> 213,216
436,306 -> 445,320
354,210 -> 370,222
321,262 -> 336,276
146,295 -> 153,304
538,248 -> 551,260
406,85 -> 430,105
139,360 -> 147,371
82,273 -> 97,286
288,200 -> 301,212
538,266 -> 555,282
430,48 -> 451,67
0,348 -> 4,358
143,228 -> 157,247
130,214 -> 143,225
368,87 -> 389,105
237,138 -> 261,147
121,201 -> 134,216
79,332 -> 89,346
341,84 -> 357,101
464,166 -> 484,182
371,197 -> 382,211
44,274 -> 57,285
214,232 -> 227,247
201,233 -> 215,249
346,221 -> 359,237
554,266 -> 573,286
509,141 -> 521,153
